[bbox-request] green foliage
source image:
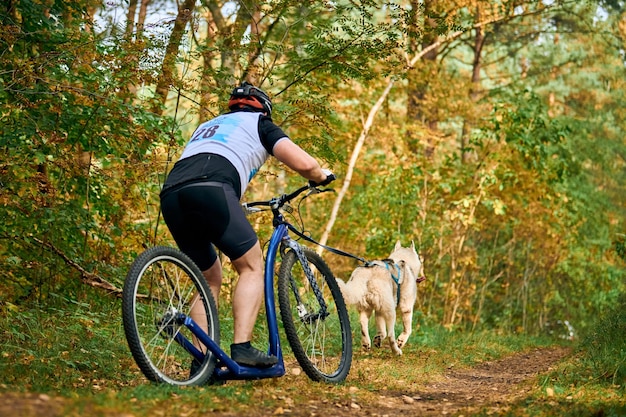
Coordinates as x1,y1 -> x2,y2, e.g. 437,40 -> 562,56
492,89 -> 574,183
0,0 -> 177,305
273,1 -> 404,85
616,234 -> 626,261
577,293 -> 626,385
0,293 -> 134,393
0,0 -> 624,351
348,163 -> 426,257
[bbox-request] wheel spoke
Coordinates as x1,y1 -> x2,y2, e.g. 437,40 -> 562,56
278,246 -> 352,383
122,247 -> 220,387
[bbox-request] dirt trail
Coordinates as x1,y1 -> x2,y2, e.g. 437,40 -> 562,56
365,346 -> 570,416
0,346 -> 570,417
206,346 -> 570,417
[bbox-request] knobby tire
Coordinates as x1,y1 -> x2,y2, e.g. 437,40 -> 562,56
122,246 -> 220,386
277,246 -> 352,383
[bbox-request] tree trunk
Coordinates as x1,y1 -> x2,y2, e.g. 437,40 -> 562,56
199,7 -> 218,121
316,81 -> 395,254
124,0 -> 138,39
136,0 -> 150,39
460,5 -> 486,164
406,0 -> 440,157
151,0 -> 196,115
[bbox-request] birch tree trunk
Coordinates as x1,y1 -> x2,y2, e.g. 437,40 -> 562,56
316,81 -> 394,255
315,11 -> 512,254
315,35 -> 463,254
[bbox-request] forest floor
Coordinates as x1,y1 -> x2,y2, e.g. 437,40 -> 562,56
0,346 -> 571,417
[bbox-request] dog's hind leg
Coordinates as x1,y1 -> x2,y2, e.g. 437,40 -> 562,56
397,308 -> 413,349
359,309 -> 373,350
385,311 -> 403,355
373,311 -> 402,355
373,312 -> 387,349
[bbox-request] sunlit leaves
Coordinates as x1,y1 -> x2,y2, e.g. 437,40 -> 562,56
0,0 -> 623,342
0,0 -> 173,304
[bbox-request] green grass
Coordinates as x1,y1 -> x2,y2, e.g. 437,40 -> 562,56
0,288 -> 624,416
0,295 -> 135,394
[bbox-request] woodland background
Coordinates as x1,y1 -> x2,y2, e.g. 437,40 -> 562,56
1,0 -> 625,338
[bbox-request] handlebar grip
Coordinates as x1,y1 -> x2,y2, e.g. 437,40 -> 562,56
309,172 -> 336,187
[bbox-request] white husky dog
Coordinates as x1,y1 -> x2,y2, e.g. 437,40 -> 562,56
336,241 -> 425,355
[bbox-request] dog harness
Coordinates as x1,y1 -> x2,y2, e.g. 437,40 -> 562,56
365,259 -> 402,306
282,224 -> 427,304
383,260 -> 402,306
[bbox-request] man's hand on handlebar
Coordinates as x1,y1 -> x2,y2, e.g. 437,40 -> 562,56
309,168 -> 336,188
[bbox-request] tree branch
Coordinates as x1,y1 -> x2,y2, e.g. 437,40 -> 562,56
32,237 -> 122,295
316,9 -> 533,251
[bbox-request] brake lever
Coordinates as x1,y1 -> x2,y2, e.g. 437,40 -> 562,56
316,187 -> 336,195
307,186 -> 336,196
241,203 -> 263,215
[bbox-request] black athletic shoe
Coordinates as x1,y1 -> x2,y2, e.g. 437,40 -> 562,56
231,342 -> 278,368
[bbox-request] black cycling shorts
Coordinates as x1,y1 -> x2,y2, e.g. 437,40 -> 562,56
160,182 -> 258,271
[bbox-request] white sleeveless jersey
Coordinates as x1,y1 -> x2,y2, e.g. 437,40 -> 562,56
179,112 -> 286,195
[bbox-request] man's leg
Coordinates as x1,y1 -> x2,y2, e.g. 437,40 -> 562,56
229,241 -> 278,367
202,257 -> 222,307
190,257 -> 222,351
230,241 -> 264,344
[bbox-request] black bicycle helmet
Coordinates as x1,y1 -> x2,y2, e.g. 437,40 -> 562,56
228,81 -> 273,117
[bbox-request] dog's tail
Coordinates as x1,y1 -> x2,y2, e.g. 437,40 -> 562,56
335,276 -> 364,306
